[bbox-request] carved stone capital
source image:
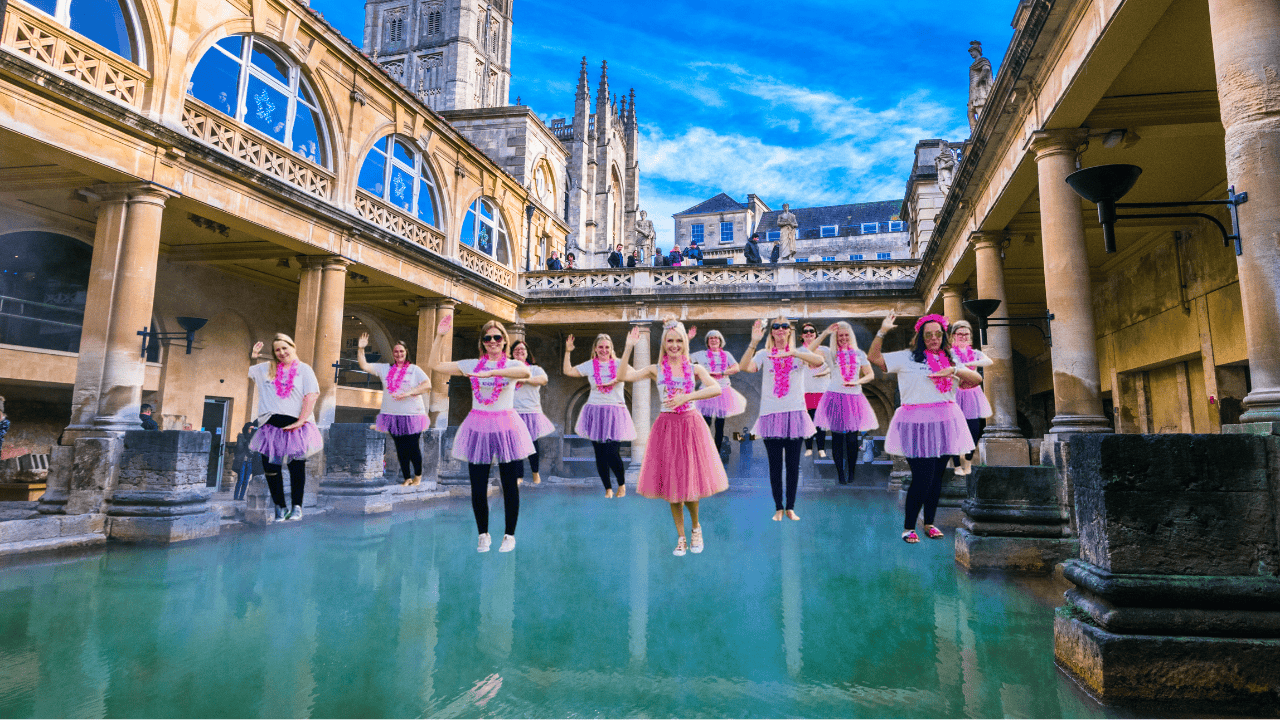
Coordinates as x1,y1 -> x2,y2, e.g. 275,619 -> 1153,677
1028,129 -> 1088,161
970,231 -> 1010,254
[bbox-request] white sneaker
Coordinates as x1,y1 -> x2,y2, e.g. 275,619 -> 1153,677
673,537 -> 687,556
690,527 -> 704,554
286,505 -> 303,521
804,449 -> 813,457
818,450 -> 827,458
477,533 -> 492,552
499,534 -> 516,552
273,505 -> 287,522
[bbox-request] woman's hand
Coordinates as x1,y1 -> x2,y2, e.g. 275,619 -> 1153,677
687,325 -> 697,339
252,341 -> 264,359
661,393 -> 691,410
625,326 -> 640,348
880,310 -> 898,333
826,323 -> 839,335
565,334 -> 576,354
436,314 -> 453,338
928,366 -> 959,379
750,319 -> 765,343
357,332 -> 369,349
391,391 -> 411,401
282,420 -> 304,431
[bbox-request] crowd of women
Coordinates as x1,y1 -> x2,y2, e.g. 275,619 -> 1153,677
241,308 -> 993,554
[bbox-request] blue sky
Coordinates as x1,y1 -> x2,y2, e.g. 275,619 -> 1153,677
312,0 -> 1016,250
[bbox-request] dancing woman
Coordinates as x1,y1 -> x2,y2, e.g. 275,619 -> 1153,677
800,322 -> 830,458
688,326 -> 747,454
741,317 -> 825,521
248,334 -> 324,521
948,320 -> 993,476
625,320 -> 729,556
869,312 -> 980,543
432,316 -> 533,553
563,332 -> 637,498
511,340 -> 555,485
357,333 -> 431,486
812,322 -> 879,485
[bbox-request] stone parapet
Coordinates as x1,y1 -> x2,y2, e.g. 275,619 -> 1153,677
105,430 -> 219,542
956,465 -> 1077,573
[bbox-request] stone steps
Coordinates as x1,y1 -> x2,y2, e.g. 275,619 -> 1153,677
0,533 -> 106,557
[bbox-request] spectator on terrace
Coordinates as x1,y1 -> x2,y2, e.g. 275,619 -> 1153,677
744,233 -> 762,264
669,246 -> 684,267
565,253 -> 577,270
608,244 -> 624,268
685,242 -> 704,265
770,243 -> 781,264
140,403 -> 159,430
546,250 -> 563,271
627,250 -> 639,267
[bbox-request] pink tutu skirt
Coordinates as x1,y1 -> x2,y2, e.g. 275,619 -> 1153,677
251,422 -> 324,463
956,386 -> 993,420
637,409 -> 729,503
376,413 -> 428,436
452,409 -> 535,464
884,402 -> 975,458
695,385 -> 747,418
752,409 -> 816,439
814,392 -> 879,433
519,411 -> 556,440
574,403 -> 637,442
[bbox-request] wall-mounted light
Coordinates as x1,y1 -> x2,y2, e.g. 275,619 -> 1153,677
962,299 -> 1053,348
138,316 -> 208,356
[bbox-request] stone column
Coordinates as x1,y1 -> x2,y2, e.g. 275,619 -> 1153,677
1208,0 -> 1280,426
1030,130 -> 1111,435
507,321 -> 527,344
941,284 -> 965,323
972,233 -> 1022,441
294,258 -> 324,366
628,321 -> 652,471
312,257 -> 350,428
424,299 -> 456,428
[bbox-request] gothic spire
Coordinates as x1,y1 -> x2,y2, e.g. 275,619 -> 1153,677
628,88 -> 636,123
597,59 -> 609,104
576,56 -> 589,99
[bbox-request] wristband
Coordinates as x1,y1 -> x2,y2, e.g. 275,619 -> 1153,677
875,331 -> 886,338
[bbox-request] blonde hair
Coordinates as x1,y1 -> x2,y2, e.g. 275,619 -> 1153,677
268,333 -> 297,376
659,315 -> 691,365
591,333 -> 616,361
703,329 -> 726,349
827,321 -> 858,355
763,316 -> 795,353
477,321 -> 510,357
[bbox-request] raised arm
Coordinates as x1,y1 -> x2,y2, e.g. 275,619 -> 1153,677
562,335 -> 583,377
356,333 -> 377,374
430,315 -> 464,376
521,369 -> 549,387
794,346 -> 826,368
812,324 -> 835,349
618,327 -> 639,368
617,326 -> 646,381
740,320 -> 765,373
868,311 -> 896,371
475,363 -> 532,380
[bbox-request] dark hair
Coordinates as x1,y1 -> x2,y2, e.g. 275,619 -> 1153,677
141,403 -> 154,413
509,340 -> 536,366
393,340 -> 412,363
910,320 -> 953,364
750,233 -> 759,239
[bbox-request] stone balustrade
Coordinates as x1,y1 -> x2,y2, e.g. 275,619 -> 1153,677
354,190 -> 446,255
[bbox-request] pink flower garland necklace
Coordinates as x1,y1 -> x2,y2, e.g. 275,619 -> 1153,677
836,347 -> 858,383
386,362 -> 410,394
924,350 -> 955,394
273,361 -> 298,398
661,354 -> 694,413
706,348 -> 728,376
593,355 -> 618,393
953,345 -> 977,364
769,348 -> 794,398
471,355 -> 508,406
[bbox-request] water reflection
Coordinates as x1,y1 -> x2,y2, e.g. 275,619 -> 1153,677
628,510 -> 648,668
781,523 -> 803,678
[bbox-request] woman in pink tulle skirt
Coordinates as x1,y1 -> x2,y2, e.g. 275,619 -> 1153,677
431,316 -> 533,554
356,333 -> 431,487
563,331 -> 637,498
948,320 -> 994,476
247,333 -> 324,522
624,318 -> 728,556
812,321 -> 880,485
510,340 -> 556,485
869,312 -> 981,544
687,326 -> 746,456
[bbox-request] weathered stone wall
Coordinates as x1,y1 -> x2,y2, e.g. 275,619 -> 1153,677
105,430 -> 219,542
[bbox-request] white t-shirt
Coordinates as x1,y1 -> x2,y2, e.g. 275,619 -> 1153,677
250,361 -> 320,420
513,366 -> 548,413
655,361 -> 699,414
804,346 -> 830,393
575,358 -> 627,406
824,346 -> 870,396
883,349 -> 960,405
753,349 -> 809,417
952,347 -> 990,368
371,363 -> 429,416
691,349 -> 736,388
458,358 -> 525,412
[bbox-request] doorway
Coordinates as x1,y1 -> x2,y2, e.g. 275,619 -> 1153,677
202,397 -> 231,489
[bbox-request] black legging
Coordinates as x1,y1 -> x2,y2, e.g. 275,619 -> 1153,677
262,457 -> 306,508
804,408 -> 826,452
763,437 -> 803,510
390,432 -> 423,480
469,461 -> 521,536
904,456 -> 948,529
830,431 -> 860,484
952,418 -> 984,464
704,416 -> 726,455
592,440 -> 626,490
521,438 -> 542,477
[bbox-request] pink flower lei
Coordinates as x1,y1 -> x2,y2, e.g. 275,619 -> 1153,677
386,362 -> 410,394
470,356 -> 508,406
769,348 -> 794,399
661,354 -> 694,412
836,347 -> 859,383
953,345 -> 978,364
706,348 -> 728,376
593,355 -> 618,393
273,361 -> 298,398
924,350 -> 954,394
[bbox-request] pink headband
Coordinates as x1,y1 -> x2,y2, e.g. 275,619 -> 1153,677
914,314 -> 950,333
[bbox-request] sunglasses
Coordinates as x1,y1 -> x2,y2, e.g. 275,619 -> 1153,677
482,334 -> 504,343
923,331 -> 945,339
801,328 -> 816,335
771,323 -> 791,330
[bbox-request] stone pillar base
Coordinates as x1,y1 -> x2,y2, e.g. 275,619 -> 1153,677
64,436 -> 122,515
107,512 -> 220,542
1055,613 -> 1280,707
36,444 -> 74,515
955,529 -> 1078,572
1222,421 -> 1280,436
105,430 -> 218,542
978,437 -> 1031,466
319,424 -> 392,515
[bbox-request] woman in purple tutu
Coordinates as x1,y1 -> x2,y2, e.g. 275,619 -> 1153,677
626,318 -> 729,556
687,326 -> 746,455
800,322 -> 830,458
248,333 -> 323,522
356,333 -> 431,486
869,312 -> 981,543
510,340 -> 555,485
812,321 -> 879,485
741,317 -> 825,521
563,332 -> 637,498
432,316 -> 533,553
948,320 -> 993,476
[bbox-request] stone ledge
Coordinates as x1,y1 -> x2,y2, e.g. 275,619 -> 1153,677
0,533 -> 106,558
106,512 -> 220,543
955,529 -> 1078,573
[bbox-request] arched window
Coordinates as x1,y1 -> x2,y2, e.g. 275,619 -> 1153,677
388,16 -> 404,43
23,0 -> 140,63
459,198 -> 509,265
534,162 -> 555,208
427,10 -> 442,35
187,35 -> 328,167
357,135 -> 438,226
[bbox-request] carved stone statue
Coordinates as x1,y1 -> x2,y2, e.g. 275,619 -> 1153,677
776,203 -> 799,261
968,41 -> 993,131
935,141 -> 956,191
633,209 -> 656,258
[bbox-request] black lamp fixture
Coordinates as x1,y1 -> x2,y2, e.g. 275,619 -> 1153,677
1065,164 -> 1248,255
962,299 -> 1053,348
138,316 -> 208,356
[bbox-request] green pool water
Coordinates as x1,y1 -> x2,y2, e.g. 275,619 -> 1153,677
0,487 -> 1110,718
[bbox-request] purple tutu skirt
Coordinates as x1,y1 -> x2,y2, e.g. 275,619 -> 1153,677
519,411 -> 556,440
884,402 -> 975,458
250,421 -> 324,463
452,409 -> 535,464
637,409 -> 729,503
956,386 -> 993,420
814,392 -> 879,433
695,385 -> 747,419
574,403 -> 637,442
376,413 -> 428,436
752,409 -> 816,439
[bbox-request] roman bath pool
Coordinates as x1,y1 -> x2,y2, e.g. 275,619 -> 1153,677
0,486 -> 1110,718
